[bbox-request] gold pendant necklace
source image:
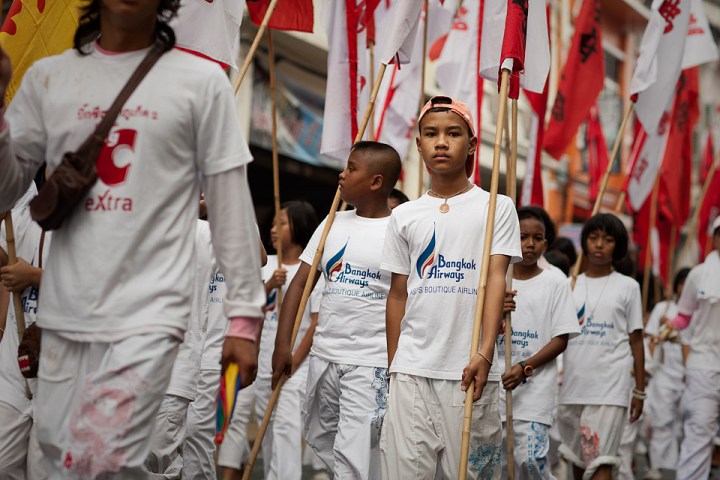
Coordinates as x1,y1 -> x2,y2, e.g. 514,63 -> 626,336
429,182 -> 472,214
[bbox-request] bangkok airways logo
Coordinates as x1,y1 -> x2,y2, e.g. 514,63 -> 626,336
325,239 -> 349,281
577,303 -> 586,325
266,289 -> 277,313
416,227 -> 437,278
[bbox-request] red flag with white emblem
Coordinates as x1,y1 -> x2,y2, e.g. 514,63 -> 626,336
246,0 -> 314,32
697,132 -> 720,258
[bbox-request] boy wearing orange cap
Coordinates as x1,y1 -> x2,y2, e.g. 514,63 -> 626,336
380,96 -> 521,479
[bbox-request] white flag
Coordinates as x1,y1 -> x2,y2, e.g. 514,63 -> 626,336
320,0 -> 371,165
378,0 -> 424,65
682,0 -> 719,68
626,120 -> 670,211
478,0 -> 550,94
373,0 -> 456,159
172,0 -> 245,69
630,0 -> 691,133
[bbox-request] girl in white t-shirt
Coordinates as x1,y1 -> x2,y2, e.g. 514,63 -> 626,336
220,201 -> 320,480
557,213 -> 645,480
498,206 -> 580,479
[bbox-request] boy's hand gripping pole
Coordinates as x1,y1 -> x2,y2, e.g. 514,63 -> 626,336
458,68 -> 510,480
241,63 -> 388,480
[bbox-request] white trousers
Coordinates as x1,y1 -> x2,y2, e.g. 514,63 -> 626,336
618,414 -> 640,480
0,400 -> 46,480
677,370 -> 720,480
647,382 -> 683,471
380,373 -> 502,480
304,356 -> 388,480
36,330 -> 179,480
146,394 -> 191,479
182,369 -> 220,480
502,420 -> 556,480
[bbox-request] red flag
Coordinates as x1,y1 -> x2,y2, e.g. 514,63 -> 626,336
543,0 -> 604,159
698,132 -> 720,257
247,0 -> 314,32
656,211 -> 677,285
586,104 -> 609,203
657,68 -> 699,228
499,0 -> 527,99
633,188 -> 652,272
519,84 -> 548,206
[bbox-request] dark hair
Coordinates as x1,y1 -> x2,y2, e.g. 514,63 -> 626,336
418,107 -> 473,137
581,213 -> 629,262
524,206 -> 556,246
350,141 -> 402,193
282,200 -> 319,249
544,250 -> 570,276
74,0 -> 180,54
517,205 -> 549,238
673,267 -> 691,296
389,188 -> 409,205
549,237 -> 577,268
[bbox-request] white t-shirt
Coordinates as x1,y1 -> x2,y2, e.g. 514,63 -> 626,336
6,45 -> 253,335
559,272 -> 643,407
497,270 -> 580,425
677,250 -> 720,371
381,186 -> 522,381
300,211 -> 392,367
257,256 -> 322,377
645,300 -> 684,388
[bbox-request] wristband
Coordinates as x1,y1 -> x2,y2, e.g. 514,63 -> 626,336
632,388 -> 647,400
476,351 -> 493,366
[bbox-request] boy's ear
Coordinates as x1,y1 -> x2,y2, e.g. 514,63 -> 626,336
416,136 -> 422,154
468,135 -> 478,156
370,173 -> 384,192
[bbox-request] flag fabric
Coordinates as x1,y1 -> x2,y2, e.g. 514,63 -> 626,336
377,0 -> 424,65
320,0 -> 372,164
682,0 -> 719,68
173,0 -> 245,69
624,117 -> 670,212
479,0 -> 550,96
586,104 -> 609,203
543,0 -> 604,159
630,0 -> 691,133
246,0 -> 314,33
632,186 -> 653,272
698,132 -> 720,258
519,85 -> 548,206
0,0 -> 81,103
435,0 -> 484,182
657,68 -> 699,228
373,0 -> 455,160
214,363 -> 242,444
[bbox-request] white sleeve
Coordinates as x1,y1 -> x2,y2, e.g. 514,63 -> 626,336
626,280 -> 644,333
309,276 -> 324,314
677,267 -> 700,316
645,303 -> 664,336
550,281 -> 581,338
299,218 -> 327,271
0,64 -> 48,212
205,166 -> 265,320
380,213 -> 410,275
490,196 -> 522,263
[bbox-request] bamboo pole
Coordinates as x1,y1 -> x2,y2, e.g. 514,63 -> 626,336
570,103 -> 634,289
458,68 -> 510,480
241,63 -> 389,480
502,98 -> 519,480
641,178 -> 659,317
614,191 -> 626,213
268,31 -> 284,310
233,0 -> 281,95
369,41 -> 376,140
3,212 -> 32,400
417,0 -> 429,198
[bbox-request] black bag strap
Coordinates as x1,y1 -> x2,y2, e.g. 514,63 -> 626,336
76,43 -> 166,157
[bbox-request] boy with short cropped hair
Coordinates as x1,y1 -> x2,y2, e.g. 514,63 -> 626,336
498,206 -> 580,479
272,141 -> 402,480
380,96 -> 521,479
557,213 -> 645,480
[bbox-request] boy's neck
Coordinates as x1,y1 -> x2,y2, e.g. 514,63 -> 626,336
353,197 -> 392,219
513,262 -> 543,281
281,244 -> 303,265
585,263 -> 613,278
99,20 -> 156,52
429,173 -> 471,197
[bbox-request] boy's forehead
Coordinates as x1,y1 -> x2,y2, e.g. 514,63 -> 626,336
520,217 -> 545,230
420,110 -> 468,129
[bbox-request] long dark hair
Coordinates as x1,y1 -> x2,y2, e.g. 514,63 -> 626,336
74,0 -> 180,54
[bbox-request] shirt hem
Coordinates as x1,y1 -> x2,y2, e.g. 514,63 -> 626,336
202,153 -> 253,176
390,365 -> 500,382
311,351 -> 388,369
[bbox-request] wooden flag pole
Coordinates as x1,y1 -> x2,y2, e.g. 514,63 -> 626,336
233,0 -> 281,95
614,191 -> 627,213
3,212 -> 32,400
502,98 -> 519,480
570,103 -> 634,289
641,177 -> 660,317
369,41 -> 376,139
417,0 -> 429,198
241,63 -> 389,480
268,31 -> 284,309
678,153 -> 719,265
458,68 -> 510,480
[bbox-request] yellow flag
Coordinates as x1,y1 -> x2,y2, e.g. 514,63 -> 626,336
0,0 -> 82,103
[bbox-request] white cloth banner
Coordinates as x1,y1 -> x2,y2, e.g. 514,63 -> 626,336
172,0 -> 245,69
520,110 -> 542,206
478,0 -> 550,94
630,0 -> 691,132
626,124 -> 670,211
682,0 -> 719,68
378,0 -> 424,65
